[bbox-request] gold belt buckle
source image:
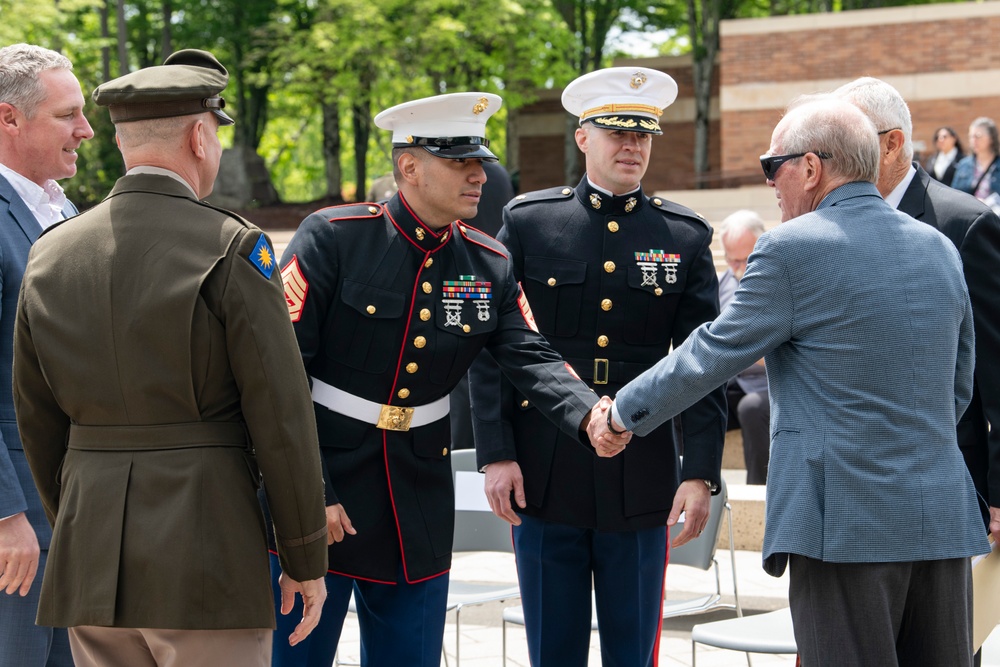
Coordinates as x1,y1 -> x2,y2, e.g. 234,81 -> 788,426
593,358 -> 610,385
377,404 -> 415,431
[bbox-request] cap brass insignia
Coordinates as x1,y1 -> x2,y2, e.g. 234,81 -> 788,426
472,97 -> 490,115
630,72 -> 647,89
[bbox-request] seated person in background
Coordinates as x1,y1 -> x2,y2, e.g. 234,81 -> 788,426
925,126 -> 964,186
718,210 -> 770,485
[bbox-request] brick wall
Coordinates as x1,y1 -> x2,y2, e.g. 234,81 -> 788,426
514,1 -> 1000,193
720,2 -> 1000,175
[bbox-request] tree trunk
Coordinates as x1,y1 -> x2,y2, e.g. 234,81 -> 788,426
322,101 -> 342,200
352,98 -> 371,203
100,0 -> 111,81
161,0 -> 173,60
116,0 -> 129,76
564,113 -> 580,185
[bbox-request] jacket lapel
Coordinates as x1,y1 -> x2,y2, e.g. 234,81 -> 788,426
0,174 -> 42,244
897,163 -> 929,220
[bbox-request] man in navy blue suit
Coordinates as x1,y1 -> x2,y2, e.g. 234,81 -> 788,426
0,43 -> 93,667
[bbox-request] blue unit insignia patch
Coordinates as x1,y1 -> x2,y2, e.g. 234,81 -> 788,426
249,233 -> 275,279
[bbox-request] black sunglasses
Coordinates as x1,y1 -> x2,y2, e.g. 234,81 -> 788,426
759,151 -> 833,180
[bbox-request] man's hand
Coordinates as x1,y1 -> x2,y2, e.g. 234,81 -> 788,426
0,512 -> 39,596
483,460 -> 525,525
278,573 -> 328,646
326,503 -> 357,545
990,506 -> 1000,541
584,396 -> 632,457
667,480 -> 712,548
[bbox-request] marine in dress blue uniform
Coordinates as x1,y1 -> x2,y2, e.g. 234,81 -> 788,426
271,92 -> 606,667
469,68 -> 726,667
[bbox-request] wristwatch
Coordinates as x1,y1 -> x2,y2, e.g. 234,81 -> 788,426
606,411 -> 627,435
702,479 -> 719,493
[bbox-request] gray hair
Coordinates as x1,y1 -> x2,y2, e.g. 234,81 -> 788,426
115,114 -> 199,149
719,210 -> 765,245
831,77 -> 913,161
0,43 -> 73,119
970,117 -> 1000,156
779,95 -> 880,185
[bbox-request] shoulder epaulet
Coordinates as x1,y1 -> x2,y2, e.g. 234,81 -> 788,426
648,196 -> 710,231
508,186 -> 575,208
457,222 -> 508,258
317,202 -> 384,222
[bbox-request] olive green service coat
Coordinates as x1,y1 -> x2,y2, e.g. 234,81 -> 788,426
12,173 -> 328,629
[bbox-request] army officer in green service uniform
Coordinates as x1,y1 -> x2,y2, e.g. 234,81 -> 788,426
12,49 -> 329,667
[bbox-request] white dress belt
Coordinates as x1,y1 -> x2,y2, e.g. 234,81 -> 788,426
310,376 -> 450,431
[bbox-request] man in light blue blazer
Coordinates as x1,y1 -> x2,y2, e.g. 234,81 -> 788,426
0,43 -> 92,667
592,97 -> 991,666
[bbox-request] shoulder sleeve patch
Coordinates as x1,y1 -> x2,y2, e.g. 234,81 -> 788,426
248,233 -> 276,279
281,255 -> 309,322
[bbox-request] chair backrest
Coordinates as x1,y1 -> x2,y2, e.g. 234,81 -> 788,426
451,449 -> 515,554
668,477 -> 728,571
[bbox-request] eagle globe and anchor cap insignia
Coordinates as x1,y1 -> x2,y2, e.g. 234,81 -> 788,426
249,233 -> 276,279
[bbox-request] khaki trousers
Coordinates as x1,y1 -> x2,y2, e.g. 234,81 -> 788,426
69,626 -> 271,667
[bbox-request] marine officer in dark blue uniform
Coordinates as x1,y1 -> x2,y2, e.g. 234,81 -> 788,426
270,92 -> 627,667
469,68 -> 726,667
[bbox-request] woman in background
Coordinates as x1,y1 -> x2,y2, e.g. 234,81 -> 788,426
952,117 -> 1000,202
924,126 -> 963,186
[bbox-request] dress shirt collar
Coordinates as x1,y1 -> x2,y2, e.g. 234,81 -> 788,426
884,164 -> 916,210
0,162 -> 67,229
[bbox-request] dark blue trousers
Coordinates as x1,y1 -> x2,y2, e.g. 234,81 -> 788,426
269,553 -> 449,667
513,515 -> 669,667
0,547 -> 72,667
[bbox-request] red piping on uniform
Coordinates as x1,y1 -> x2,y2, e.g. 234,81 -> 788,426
319,202 -> 383,221
651,527 -> 670,665
461,229 -> 507,258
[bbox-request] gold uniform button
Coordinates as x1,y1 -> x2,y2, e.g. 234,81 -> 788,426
398,388 -> 410,399
406,362 -> 418,374
608,221 -> 619,233
422,282 -> 432,294
415,228 -> 426,240
425,258 -> 433,268
515,194 -> 526,200
459,225 -> 467,233
366,305 -> 376,315
601,299 -> 613,311
442,447 -> 449,456
561,188 -> 572,195
463,324 -> 471,333
547,277 -> 557,287
520,400 -> 529,408
653,198 -> 663,206
368,206 -> 379,214
597,335 -> 609,348
654,287 -> 663,296
419,308 -> 431,321
604,261 -> 616,273
414,336 -> 427,349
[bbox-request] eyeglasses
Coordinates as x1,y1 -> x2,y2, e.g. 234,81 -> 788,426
877,128 -> 900,136
759,151 -> 833,181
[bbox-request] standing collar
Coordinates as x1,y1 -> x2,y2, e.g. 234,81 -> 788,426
577,176 -> 645,215
385,191 -> 454,253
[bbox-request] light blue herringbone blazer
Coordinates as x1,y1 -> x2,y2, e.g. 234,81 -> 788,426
616,181 -> 990,575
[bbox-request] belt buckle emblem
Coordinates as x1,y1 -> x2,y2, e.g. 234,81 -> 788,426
593,358 -> 610,385
377,405 -> 415,431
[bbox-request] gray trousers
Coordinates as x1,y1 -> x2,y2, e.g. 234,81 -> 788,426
69,626 -> 271,667
789,554 -> 972,667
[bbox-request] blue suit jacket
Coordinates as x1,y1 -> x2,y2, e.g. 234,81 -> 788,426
616,182 -> 989,575
0,174 -> 76,550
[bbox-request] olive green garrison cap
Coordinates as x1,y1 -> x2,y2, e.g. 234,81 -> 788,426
93,49 -> 234,126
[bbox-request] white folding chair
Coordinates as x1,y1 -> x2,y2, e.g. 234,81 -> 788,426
691,606 -> 797,666
501,477 -> 742,664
